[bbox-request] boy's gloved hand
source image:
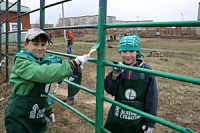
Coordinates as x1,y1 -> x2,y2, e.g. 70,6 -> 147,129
75,54 -> 90,68
46,113 -> 55,123
68,76 -> 75,82
112,67 -> 122,77
112,62 -> 123,77
142,125 -> 154,133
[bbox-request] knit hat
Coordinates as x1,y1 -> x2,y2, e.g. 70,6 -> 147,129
25,28 -> 50,42
118,35 -> 140,52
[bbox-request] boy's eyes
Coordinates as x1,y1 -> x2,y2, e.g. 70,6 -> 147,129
33,43 -> 46,46
41,43 -> 47,46
33,43 -> 38,46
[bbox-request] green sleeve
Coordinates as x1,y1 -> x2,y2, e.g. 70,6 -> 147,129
10,56 -> 74,96
13,56 -> 73,83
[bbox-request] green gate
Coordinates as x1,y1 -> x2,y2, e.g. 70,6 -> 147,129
0,0 -> 200,133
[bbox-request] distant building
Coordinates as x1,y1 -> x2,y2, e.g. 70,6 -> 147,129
1,1 -> 31,32
56,15 -> 199,39
31,24 -> 54,28
111,20 -> 153,36
0,1 -> 31,42
57,15 -> 154,36
58,15 -> 116,26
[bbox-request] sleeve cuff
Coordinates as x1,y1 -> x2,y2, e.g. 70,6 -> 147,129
68,60 -> 78,73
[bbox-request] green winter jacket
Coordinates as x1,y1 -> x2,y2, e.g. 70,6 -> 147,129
9,51 -> 74,110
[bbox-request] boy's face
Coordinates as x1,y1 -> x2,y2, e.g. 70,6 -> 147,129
24,40 -> 47,59
120,51 -> 139,65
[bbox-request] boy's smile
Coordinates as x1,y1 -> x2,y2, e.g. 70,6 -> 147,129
120,51 -> 138,66
24,41 -> 47,59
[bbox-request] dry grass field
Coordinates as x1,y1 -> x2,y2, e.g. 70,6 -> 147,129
0,37 -> 200,133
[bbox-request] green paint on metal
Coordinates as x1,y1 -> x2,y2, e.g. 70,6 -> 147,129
88,43 -> 100,55
105,20 -> 200,28
48,93 -> 95,126
104,61 -> 200,85
95,0 -> 107,132
17,0 -> 21,52
63,79 -> 96,96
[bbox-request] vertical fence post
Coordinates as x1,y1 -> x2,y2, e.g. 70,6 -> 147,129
5,0 -> 9,82
17,0 -> 21,52
40,0 -> 45,29
198,2 -> 200,20
0,1 -> 2,72
95,0 -> 107,133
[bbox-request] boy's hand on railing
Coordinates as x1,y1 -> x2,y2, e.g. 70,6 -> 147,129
112,67 -> 122,77
75,54 -> 90,68
112,62 -> 123,77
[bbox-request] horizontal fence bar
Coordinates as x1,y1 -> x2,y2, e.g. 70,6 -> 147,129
103,61 -> 200,85
7,1 -> 17,10
7,55 -> 14,59
48,93 -> 95,126
7,15 -> 18,22
0,29 -> 28,35
21,0 -> 69,17
101,126 -> 111,133
46,50 -> 77,58
0,53 -> 14,59
46,50 -> 97,63
7,66 -> 12,70
44,24 -> 98,31
105,20 -> 200,28
1,31 -> 19,34
19,8 -> 40,18
44,0 -> 71,9
0,51 -> 6,55
103,96 -> 195,133
0,43 -> 18,46
63,79 -> 96,96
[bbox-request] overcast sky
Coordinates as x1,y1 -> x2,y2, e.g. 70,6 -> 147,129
10,0 -> 200,25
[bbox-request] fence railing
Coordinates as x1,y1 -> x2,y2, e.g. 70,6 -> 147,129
0,0 -> 199,133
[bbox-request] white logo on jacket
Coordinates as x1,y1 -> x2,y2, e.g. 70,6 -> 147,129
29,104 -> 45,119
114,106 -> 141,120
125,88 -> 136,100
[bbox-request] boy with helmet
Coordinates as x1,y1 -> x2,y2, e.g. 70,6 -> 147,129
5,28 -> 90,133
104,35 -> 158,133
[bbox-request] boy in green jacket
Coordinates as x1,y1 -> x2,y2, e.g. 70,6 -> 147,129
5,28 -> 90,133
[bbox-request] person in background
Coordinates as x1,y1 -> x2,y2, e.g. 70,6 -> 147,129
5,28 -> 90,133
61,67 -> 82,105
56,30 -> 74,88
104,35 -> 158,133
66,30 -> 74,54
56,30 -> 80,105
113,33 -> 117,40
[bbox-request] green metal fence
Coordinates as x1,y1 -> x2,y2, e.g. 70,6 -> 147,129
0,0 -> 199,133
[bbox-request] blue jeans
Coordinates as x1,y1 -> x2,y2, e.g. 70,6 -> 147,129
66,41 -> 73,54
